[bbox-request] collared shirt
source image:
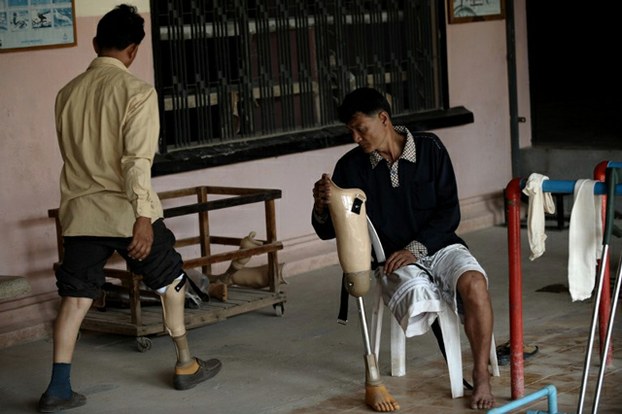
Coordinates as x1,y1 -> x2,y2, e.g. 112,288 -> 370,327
368,126 -> 425,257
56,57 -> 163,237
312,126 -> 464,261
370,125 -> 417,188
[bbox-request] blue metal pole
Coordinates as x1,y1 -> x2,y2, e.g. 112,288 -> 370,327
487,385 -> 560,414
538,180 -> 622,195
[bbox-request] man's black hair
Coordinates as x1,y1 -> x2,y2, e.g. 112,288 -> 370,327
95,4 -> 145,51
337,87 -> 392,124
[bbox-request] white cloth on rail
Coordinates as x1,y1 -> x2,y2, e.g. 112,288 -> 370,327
568,179 -> 603,301
522,173 -> 556,261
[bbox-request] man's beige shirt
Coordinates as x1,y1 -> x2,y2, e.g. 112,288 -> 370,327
56,57 -> 163,237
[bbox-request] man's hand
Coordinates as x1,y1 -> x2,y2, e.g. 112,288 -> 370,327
384,249 -> 416,274
128,216 -> 153,261
312,173 -> 332,216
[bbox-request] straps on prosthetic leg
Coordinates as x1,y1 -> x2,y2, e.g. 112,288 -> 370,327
166,272 -> 210,302
175,272 -> 210,303
338,273 -> 350,324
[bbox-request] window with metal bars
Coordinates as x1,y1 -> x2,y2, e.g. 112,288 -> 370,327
150,0 -> 470,175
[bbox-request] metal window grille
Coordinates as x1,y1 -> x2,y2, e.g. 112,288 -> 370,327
151,0 -> 443,154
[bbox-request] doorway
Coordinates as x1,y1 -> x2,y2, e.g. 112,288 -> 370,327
526,1 -> 621,149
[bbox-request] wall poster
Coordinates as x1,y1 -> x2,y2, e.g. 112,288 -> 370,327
0,0 -> 76,53
448,0 -> 506,24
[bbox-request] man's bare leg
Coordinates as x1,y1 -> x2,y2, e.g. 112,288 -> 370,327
457,271 -> 495,410
39,296 -> 92,411
54,297 -> 93,363
365,384 -> 400,412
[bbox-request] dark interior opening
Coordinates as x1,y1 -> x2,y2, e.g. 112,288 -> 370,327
526,1 -> 621,149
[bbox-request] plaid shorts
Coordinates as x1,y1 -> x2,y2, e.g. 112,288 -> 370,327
417,243 -> 488,315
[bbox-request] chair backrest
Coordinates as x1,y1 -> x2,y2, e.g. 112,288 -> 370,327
366,216 -> 386,264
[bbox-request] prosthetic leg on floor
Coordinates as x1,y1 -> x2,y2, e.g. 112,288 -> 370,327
327,179 -> 400,412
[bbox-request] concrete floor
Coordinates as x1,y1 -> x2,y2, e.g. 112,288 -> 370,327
1,224 -> 621,414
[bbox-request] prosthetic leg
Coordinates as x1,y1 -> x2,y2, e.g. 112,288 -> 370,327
327,179 -> 400,412
158,275 -> 222,390
158,276 -> 193,367
191,231 -> 285,300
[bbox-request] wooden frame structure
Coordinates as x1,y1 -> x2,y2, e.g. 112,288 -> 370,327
48,185 -> 285,351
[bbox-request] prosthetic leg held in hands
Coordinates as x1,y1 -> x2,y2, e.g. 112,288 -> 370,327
327,179 -> 400,412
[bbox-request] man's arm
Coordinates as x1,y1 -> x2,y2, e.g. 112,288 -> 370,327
121,87 -> 160,218
409,136 -> 462,255
121,86 -> 160,259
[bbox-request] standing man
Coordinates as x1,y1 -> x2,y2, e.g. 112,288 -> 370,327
39,5 -> 221,412
312,87 -> 495,411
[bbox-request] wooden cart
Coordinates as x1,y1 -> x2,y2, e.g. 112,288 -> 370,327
48,185 -> 285,351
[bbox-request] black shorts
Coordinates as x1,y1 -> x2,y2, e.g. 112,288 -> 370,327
55,219 -> 184,299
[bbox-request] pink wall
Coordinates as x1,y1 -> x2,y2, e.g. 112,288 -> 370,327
0,2 -> 531,348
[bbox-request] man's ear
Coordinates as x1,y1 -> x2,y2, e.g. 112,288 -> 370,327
378,111 -> 389,125
128,44 -> 139,61
92,37 -> 100,54
125,43 -> 139,67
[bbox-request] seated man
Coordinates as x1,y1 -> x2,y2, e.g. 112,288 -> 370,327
312,87 -> 495,411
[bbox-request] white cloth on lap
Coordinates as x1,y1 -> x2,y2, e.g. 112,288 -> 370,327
380,265 -> 442,337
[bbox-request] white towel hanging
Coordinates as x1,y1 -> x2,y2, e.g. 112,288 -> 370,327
567,179 -> 603,301
523,173 -> 556,261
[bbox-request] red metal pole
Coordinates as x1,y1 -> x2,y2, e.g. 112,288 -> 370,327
593,160 -> 613,365
505,177 -> 524,399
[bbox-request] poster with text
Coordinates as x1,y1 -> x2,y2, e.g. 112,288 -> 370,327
0,0 -> 76,52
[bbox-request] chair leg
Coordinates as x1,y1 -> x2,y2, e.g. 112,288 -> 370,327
370,281 -> 384,362
490,334 -> 500,377
390,315 -> 406,376
439,308 -> 464,399
377,296 -> 497,399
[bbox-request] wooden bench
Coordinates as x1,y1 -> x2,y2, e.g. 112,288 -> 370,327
48,185 -> 285,351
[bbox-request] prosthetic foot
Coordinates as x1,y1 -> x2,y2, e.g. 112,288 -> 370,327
327,179 -> 400,412
229,263 -> 286,289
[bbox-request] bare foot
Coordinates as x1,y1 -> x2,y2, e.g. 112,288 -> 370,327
365,384 -> 400,412
207,282 -> 228,302
470,371 -> 495,410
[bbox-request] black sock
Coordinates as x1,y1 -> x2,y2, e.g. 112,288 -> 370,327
44,362 -> 72,399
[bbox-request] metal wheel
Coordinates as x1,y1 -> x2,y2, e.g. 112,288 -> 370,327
136,336 -> 152,352
273,302 -> 284,317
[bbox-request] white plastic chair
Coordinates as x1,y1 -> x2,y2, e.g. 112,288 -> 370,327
367,217 -> 499,399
